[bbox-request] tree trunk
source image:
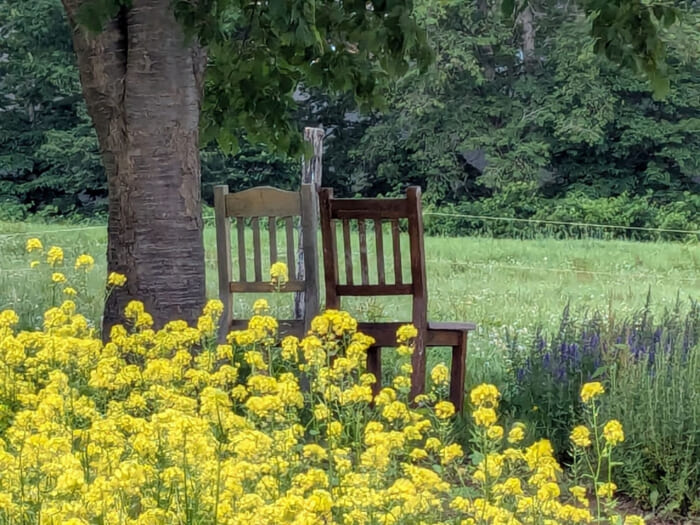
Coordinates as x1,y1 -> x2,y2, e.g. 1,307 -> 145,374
61,0 -> 207,335
519,5 -> 537,74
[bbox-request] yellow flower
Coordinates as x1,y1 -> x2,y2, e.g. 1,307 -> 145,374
30,260 -> 40,268
430,363 -> 449,386
507,424 -> 525,444
569,485 -> 587,505
472,406 -> 497,427
253,298 -> 269,314
434,401 -> 455,420
570,425 -> 592,448
63,287 -> 77,296
603,420 -> 624,446
52,272 -> 67,284
486,425 -> 504,440
396,324 -> 418,343
25,237 -> 43,252
107,272 -> 127,287
74,253 -> 95,271
623,516 -> 645,525
580,381 -> 605,403
46,246 -> 64,266
597,482 -> 617,499
470,383 -> 500,408
0,309 -> 19,327
270,261 -> 289,285
439,443 -> 463,464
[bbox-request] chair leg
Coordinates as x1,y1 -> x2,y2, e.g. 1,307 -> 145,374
367,346 -> 382,397
450,331 -> 468,412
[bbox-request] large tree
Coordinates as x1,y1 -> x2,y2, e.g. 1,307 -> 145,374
59,0 -> 431,332
57,0 -> 678,332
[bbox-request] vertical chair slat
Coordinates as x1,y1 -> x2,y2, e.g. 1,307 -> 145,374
268,217 -> 277,265
285,217 -> 296,278
374,219 -> 385,285
252,217 -> 262,281
358,219 -> 369,285
236,217 -> 247,282
342,218 -> 354,285
391,219 -> 402,284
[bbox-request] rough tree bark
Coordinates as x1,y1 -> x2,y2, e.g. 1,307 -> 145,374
518,5 -> 537,74
61,0 -> 207,335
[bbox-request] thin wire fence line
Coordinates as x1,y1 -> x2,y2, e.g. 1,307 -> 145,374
1,212 -> 699,238
423,211 -> 700,235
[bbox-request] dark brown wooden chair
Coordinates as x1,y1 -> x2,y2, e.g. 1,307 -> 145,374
214,184 -> 320,341
319,186 -> 476,411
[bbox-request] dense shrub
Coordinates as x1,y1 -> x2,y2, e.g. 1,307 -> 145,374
502,298 -> 700,515
424,190 -> 700,242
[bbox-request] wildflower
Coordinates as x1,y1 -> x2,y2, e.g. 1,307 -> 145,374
624,517 -> 646,525
569,485 -> 587,505
580,381 -> 605,403
75,253 -> 95,271
30,260 -> 40,268
270,261 -> 289,285
507,424 -> 525,444
253,298 -> 269,314
597,482 -> 617,499
470,383 -> 500,408
107,272 -> 127,287
486,425 -> 504,440
63,287 -> 77,296
472,406 -> 497,427
26,237 -> 43,252
0,309 -> 19,327
203,299 -> 224,318
430,363 -> 449,386
52,272 -> 67,284
439,443 -> 463,465
46,246 -> 64,266
570,425 -> 592,448
396,344 -> 413,356
434,401 -> 455,419
409,448 -> 428,461
396,324 -> 418,343
602,419 -> 625,447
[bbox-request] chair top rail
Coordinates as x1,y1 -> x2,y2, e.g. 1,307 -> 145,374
224,186 -> 301,218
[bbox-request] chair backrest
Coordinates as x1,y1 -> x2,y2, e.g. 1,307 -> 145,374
214,184 -> 319,336
318,186 -> 428,330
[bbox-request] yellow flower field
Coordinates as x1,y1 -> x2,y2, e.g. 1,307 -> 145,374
0,246 -> 644,524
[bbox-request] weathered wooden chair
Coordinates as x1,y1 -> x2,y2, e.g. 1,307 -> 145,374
214,184 -> 320,341
319,186 -> 476,411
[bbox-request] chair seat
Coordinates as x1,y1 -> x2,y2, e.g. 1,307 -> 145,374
356,321 -> 476,347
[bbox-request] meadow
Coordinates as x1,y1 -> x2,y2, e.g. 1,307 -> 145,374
1,219 -> 698,345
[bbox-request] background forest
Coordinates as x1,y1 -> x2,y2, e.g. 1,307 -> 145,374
1,0 -> 699,239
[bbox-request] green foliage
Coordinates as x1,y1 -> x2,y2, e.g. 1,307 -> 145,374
425,189 -> 700,241
171,0 -> 433,156
603,324 -> 700,516
0,0 -> 105,218
500,298 -> 700,514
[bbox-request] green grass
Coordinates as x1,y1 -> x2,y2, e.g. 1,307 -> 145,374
1,219 -> 699,386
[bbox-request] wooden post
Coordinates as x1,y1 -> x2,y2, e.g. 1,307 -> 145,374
294,127 -> 323,320
214,185 -> 233,342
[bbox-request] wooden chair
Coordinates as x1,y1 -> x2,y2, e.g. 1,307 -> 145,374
214,184 -> 320,341
319,186 -> 476,411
